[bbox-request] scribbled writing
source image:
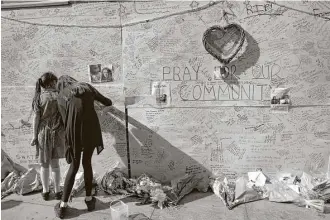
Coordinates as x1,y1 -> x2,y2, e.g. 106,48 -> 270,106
179,83 -> 268,101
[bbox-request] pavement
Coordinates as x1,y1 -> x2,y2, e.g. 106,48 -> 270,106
1,190 -> 330,220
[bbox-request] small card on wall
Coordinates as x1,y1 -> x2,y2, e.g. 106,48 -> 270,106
151,81 -> 171,108
270,88 -> 291,113
88,64 -> 114,83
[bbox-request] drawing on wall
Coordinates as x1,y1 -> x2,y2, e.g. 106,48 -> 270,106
270,88 -> 291,113
202,24 -> 245,78
151,81 -> 171,108
88,64 -> 114,83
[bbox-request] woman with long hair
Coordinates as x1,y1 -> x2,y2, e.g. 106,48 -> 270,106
31,72 -> 65,201
101,67 -> 113,82
54,75 -> 112,218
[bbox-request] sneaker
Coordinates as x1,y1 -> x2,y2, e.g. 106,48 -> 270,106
54,202 -> 66,219
54,191 -> 62,200
85,197 -> 96,211
41,192 -> 50,201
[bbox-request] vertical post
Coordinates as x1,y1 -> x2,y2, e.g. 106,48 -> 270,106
125,107 -> 131,178
327,154 -> 330,180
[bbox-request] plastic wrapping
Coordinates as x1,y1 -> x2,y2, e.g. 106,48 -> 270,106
169,174 -> 203,205
209,169 -> 330,211
98,167 -> 135,195
295,172 -> 330,201
265,181 -> 301,202
1,152 -> 15,180
294,199 -> 325,213
228,177 -> 265,209
1,168 -> 43,198
304,199 -> 325,213
135,173 -> 170,208
71,172 -> 85,196
136,174 -> 161,192
210,175 -> 235,207
195,173 -> 210,193
248,171 -> 267,187
1,150 -> 27,180
1,171 -> 21,198
300,172 -> 315,190
150,188 -> 168,209
276,172 -> 300,185
267,171 -> 329,212
2,172 -> 19,192
14,168 -> 42,195
210,174 -> 266,209
102,172 -> 208,208
312,180 -> 330,202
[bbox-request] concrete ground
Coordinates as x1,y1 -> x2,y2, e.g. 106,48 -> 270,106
1,190 -> 330,220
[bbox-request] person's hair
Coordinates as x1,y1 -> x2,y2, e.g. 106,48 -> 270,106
89,64 -> 101,75
57,75 -> 92,98
102,67 -> 113,82
56,75 -> 78,92
32,72 -> 58,112
102,67 -> 112,74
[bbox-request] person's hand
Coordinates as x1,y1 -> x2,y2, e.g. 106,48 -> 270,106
102,106 -> 112,114
31,137 -> 38,146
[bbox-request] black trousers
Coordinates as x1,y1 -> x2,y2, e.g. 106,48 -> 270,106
62,147 -> 94,202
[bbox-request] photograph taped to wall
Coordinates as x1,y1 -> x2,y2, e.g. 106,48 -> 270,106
270,88 -> 290,113
88,64 -> 114,83
151,81 -> 171,108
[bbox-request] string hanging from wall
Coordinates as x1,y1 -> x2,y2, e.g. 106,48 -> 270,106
2,1 -> 329,29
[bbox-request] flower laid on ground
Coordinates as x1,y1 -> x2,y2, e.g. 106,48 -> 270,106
150,188 -> 167,209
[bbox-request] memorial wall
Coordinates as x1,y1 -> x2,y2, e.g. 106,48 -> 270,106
2,1 -> 330,181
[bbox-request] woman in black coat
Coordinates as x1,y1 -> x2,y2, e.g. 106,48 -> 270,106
54,75 -> 112,219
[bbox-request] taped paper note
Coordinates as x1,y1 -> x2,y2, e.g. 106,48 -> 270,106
151,81 -> 171,108
270,88 -> 290,113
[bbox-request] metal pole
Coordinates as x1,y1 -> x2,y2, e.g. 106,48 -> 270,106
125,107 -> 131,178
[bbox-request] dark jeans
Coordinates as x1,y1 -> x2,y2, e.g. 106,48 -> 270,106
62,147 -> 94,202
